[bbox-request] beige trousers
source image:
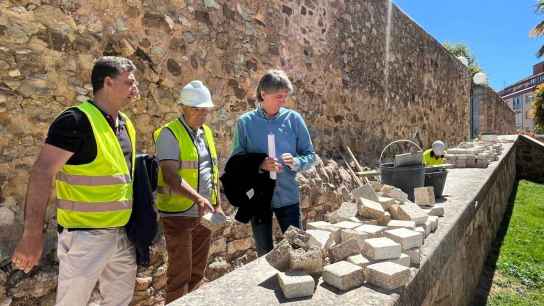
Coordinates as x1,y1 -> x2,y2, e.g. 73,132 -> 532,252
55,228 -> 137,306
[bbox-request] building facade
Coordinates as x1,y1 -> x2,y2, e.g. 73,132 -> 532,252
498,62 -> 544,131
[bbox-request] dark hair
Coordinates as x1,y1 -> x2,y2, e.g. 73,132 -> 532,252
91,56 -> 136,94
256,69 -> 293,102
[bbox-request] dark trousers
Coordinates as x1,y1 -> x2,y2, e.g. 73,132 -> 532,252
161,216 -> 211,304
251,203 -> 301,256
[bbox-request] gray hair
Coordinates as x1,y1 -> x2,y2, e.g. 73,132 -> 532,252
91,56 -> 137,93
256,69 -> 294,102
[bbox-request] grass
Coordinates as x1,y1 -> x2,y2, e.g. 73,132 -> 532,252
486,180 -> 544,306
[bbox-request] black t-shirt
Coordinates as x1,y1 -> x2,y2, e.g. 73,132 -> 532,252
45,102 -> 133,173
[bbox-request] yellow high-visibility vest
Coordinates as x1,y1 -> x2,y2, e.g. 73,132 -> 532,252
56,101 -> 136,228
154,119 -> 219,212
422,149 -> 445,166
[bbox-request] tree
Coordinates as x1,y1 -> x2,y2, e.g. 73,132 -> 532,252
443,42 -> 482,75
531,0 -> 544,57
532,84 -> 544,132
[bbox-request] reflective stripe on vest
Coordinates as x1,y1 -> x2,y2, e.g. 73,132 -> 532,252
55,101 -> 135,228
154,119 -> 219,213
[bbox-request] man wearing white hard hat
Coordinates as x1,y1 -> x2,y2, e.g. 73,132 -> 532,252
422,140 -> 446,166
153,80 -> 223,302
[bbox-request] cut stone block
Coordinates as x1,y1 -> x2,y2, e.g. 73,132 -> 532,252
289,247 -> 323,273
415,227 -> 427,238
387,220 -> 417,230
366,262 -> 411,290
329,238 -> 361,262
414,186 -> 435,206
307,221 -> 341,242
284,226 -> 311,249
355,224 -> 386,238
377,212 -> 391,226
358,197 -> 386,220
384,228 -> 423,251
406,247 -> 421,267
422,218 -> 433,236
428,215 -> 438,232
326,202 -> 358,223
362,237 -> 402,261
340,229 -> 369,248
306,229 -> 335,250
378,196 -> 396,210
347,254 -> 371,269
427,204 -> 445,217
265,239 -> 292,271
382,187 -> 408,202
334,221 -> 362,230
277,272 -> 315,299
394,253 -> 411,267
456,159 -> 466,168
359,218 -> 378,225
322,261 -> 365,291
394,203 -> 428,225
352,184 -> 379,202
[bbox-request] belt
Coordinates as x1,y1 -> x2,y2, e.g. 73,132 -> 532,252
57,224 -> 121,233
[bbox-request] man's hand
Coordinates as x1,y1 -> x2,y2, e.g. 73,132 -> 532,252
12,232 -> 44,273
195,195 -> 213,216
281,153 -> 297,170
260,157 -> 282,172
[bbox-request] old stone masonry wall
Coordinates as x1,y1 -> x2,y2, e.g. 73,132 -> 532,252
0,0 -> 472,305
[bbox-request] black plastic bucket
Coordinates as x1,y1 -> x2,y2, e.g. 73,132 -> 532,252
380,162 -> 425,201
424,168 -> 448,198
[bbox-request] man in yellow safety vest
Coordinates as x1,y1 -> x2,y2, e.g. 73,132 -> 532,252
423,140 -> 446,166
154,80 -> 223,303
11,56 -> 140,306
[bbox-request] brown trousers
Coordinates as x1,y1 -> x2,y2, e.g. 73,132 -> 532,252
161,216 -> 211,304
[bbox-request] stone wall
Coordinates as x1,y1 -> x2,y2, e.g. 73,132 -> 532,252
515,135 -> 544,183
0,0 -> 472,305
472,84 -> 515,136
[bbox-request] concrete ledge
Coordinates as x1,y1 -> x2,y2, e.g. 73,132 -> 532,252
171,139 -> 518,306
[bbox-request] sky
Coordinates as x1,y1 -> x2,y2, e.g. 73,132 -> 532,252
394,0 -> 544,91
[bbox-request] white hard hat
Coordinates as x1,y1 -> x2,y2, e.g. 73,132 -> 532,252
432,140 -> 446,156
178,80 -> 214,108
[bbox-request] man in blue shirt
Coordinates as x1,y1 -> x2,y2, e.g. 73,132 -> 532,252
231,69 -> 316,256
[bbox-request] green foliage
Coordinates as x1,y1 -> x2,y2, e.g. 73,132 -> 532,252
443,42 -> 482,75
533,85 -> 544,131
487,180 -> 544,305
531,0 -> 544,57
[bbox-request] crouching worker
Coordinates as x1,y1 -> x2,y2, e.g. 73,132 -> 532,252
154,80 -> 224,303
423,140 -> 446,166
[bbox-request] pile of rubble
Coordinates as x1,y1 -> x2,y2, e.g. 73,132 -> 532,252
445,141 -> 503,168
265,183 -> 445,299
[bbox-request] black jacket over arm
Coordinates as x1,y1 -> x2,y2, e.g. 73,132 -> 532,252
125,154 -> 158,266
220,153 -> 275,224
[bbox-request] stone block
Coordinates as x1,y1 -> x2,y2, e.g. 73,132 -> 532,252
265,239 -> 292,271
382,187 -> 408,202
277,272 -> 315,299
307,221 -> 341,242
322,261 -> 365,291
358,197 -> 386,220
387,220 -> 416,230
428,215 -> 438,232
406,247 -> 421,267
414,187 -> 435,206
378,196 -> 396,210
377,212 -> 391,226
348,216 -> 363,223
352,184 -> 379,202
355,224 -> 386,238
334,221 -> 362,230
347,254 -> 371,269
422,218 -> 433,236
415,227 -> 427,238
359,218 -> 379,225
371,181 -> 383,192
456,159 -> 466,168
393,203 -> 428,225
366,262 -> 411,290
306,229 -> 335,250
340,228 -> 369,248
362,238 -> 402,261
384,228 -> 423,250
475,158 -> 489,168
326,202 -> 358,223
329,238 -> 361,262
289,247 -> 323,273
427,204 -> 445,217
393,253 -> 411,267
284,226 -> 311,249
